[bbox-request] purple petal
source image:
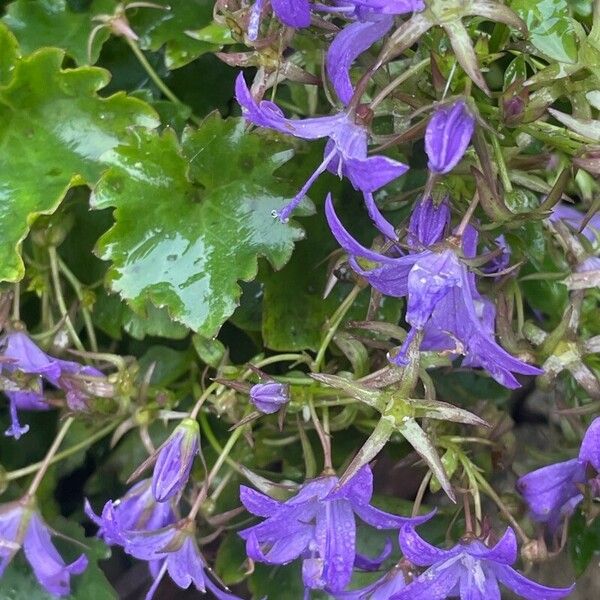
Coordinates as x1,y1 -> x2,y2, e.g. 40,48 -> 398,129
354,503 -> 434,530
405,250 -> 462,329
326,16 -> 394,105
425,100 -> 475,174
122,525 -> 178,560
549,203 -> 600,243
354,538 -> 392,570
363,192 -> 398,240
240,486 -> 282,517
516,458 -> 584,524
466,529 -> 516,564
235,73 -> 346,139
579,417 -> 600,471
390,560 -> 462,599
352,0 -> 425,14
165,536 -> 206,592
493,564 -> 574,599
248,0 -> 265,40
313,499 -> 356,592
245,527 -> 312,564
407,197 -> 450,248
336,464 -> 374,505
23,514 -> 88,597
272,0 -> 311,27
398,525 -> 456,566
5,395 -> 30,440
1,331 -> 62,380
250,382 -> 290,414
459,561 -> 500,600
343,154 -> 409,193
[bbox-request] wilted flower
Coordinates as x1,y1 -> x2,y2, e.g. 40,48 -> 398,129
151,418 -> 200,502
85,479 -> 175,546
0,330 -> 103,439
235,73 -> 407,239
117,520 -> 241,600
325,195 -> 542,388
389,524 -> 574,599
238,465 -> 432,594
249,381 -> 290,414
0,499 -> 88,597
425,100 -> 475,174
517,417 -> 600,530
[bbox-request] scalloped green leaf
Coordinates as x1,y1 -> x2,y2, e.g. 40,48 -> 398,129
92,115 -> 307,336
0,25 -> 158,282
130,0 -> 221,69
3,0 -> 117,65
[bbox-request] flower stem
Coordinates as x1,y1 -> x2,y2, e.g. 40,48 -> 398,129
455,192 -> 480,237
26,417 -> 74,496
125,38 -> 202,126
312,285 -> 361,372
12,282 -> 20,322
48,246 -> 86,353
189,381 -> 220,420
491,135 -> 512,193
8,420 -> 118,482
188,423 -> 246,519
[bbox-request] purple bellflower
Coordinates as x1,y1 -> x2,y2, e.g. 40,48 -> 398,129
325,195 -> 542,388
1,330 -> 103,439
235,73 -> 407,239
250,381 -> 290,414
326,1 -> 425,105
517,417 -> 600,530
115,520 -> 241,600
151,418 -> 200,502
386,524 -> 574,600
425,100 -> 476,174
248,0 -> 311,41
85,479 -> 175,546
238,465 -> 433,594
0,500 -> 88,597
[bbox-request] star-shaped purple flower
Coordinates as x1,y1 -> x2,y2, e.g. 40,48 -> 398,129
0,500 -> 88,597
1,330 -> 103,439
238,465 -> 432,594
517,417 -> 600,530
387,525 -> 574,600
235,73 -> 407,239
325,195 -> 543,388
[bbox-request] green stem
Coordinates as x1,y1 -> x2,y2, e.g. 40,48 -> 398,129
8,421 -> 118,482
491,135 -> 512,193
26,417 -> 74,496
198,412 -> 241,475
312,286 -> 361,372
48,247 -> 85,353
57,257 -> 98,353
125,38 -> 202,126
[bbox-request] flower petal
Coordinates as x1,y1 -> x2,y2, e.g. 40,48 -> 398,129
390,560 -> 462,599
493,564 -> 574,600
579,417 -> 600,471
23,513 -> 88,597
467,528 -> 516,565
398,525 -> 456,566
165,536 -> 206,591
245,527 -> 312,564
353,538 -> 392,570
326,16 -> 394,105
407,197 -> 450,248
354,503 -> 435,530
314,499 -> 356,592
240,486 -> 282,517
343,155 -> 409,193
272,0 -> 311,27
459,561 -> 500,600
516,458 -> 584,524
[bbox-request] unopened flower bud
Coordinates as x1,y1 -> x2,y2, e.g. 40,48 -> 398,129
249,382 -> 289,414
425,100 -> 475,174
152,418 -> 200,502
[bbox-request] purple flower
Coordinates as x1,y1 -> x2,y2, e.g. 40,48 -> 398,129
238,465 -> 432,593
425,101 -> 475,174
117,521 -> 241,600
272,0 -> 311,28
325,195 -> 543,388
517,417 -> 600,529
250,381 -> 290,414
0,330 -> 103,439
152,418 -> 200,502
235,73 -> 407,238
85,479 -> 175,546
386,525 -> 574,599
0,500 -> 88,597
326,1 -> 425,104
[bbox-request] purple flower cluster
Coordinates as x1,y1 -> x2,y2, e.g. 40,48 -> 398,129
0,329 -> 103,439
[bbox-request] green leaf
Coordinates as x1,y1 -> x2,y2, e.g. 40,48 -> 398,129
215,533 -> 247,586
93,116 -> 306,336
0,26 -> 158,282
569,511 -> 600,576
130,0 -> 221,69
511,0 -> 578,63
3,0 -> 117,65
